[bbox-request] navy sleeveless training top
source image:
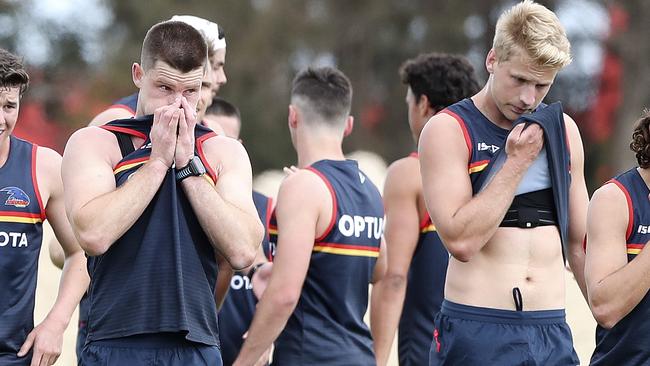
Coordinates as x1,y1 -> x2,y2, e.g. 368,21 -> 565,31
218,190 -> 273,365
441,99 -> 571,254
109,93 -> 138,116
273,159 -> 383,365
0,136 -> 46,365
398,154 -> 449,366
85,115 -> 221,346
591,168 -> 650,365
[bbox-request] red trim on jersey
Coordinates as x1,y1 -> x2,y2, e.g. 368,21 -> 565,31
609,179 -> 634,241
627,243 -> 644,249
113,156 -> 149,171
314,242 -> 380,252
265,197 -> 274,262
100,125 -> 147,140
196,132 -> 219,184
468,160 -> 490,170
31,145 -> 46,221
420,215 -> 432,231
441,109 -> 472,162
306,166 -> 338,243
108,104 -> 136,116
409,152 -> 418,158
0,211 -> 43,218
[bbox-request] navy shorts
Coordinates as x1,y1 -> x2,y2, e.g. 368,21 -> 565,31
79,333 -> 222,366
429,300 -> 579,366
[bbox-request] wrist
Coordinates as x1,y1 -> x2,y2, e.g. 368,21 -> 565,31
148,158 -> 171,173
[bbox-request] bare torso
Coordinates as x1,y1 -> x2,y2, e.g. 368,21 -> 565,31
444,225 -> 566,310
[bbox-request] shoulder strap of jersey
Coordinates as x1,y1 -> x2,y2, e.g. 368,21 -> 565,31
114,132 -> 136,158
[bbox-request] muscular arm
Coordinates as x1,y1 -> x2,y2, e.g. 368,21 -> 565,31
585,182 -> 650,329
18,148 -> 89,365
63,103 -> 182,255
180,137 -> 262,269
234,171 -> 325,366
564,115 -> 589,299
370,158 -> 420,366
418,114 -> 541,261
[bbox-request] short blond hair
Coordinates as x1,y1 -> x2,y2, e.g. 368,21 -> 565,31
493,0 -> 571,69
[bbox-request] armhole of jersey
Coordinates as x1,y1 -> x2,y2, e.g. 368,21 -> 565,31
99,125 -> 147,140
609,179 -> 634,241
196,131 -> 219,185
265,197 -> 274,261
305,166 -> 338,243
31,145 -> 46,221
440,109 -> 472,165
419,214 -> 431,232
108,104 -> 136,116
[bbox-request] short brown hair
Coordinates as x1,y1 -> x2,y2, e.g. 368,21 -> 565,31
630,110 -> 650,168
141,20 -> 208,73
291,67 -> 352,126
0,48 -> 29,95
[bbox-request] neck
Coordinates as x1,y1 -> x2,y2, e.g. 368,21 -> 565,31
0,135 -> 11,168
472,84 -> 512,129
295,129 -> 345,168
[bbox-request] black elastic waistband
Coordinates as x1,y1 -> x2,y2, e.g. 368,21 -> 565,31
441,300 -> 566,325
500,208 -> 557,228
90,332 -> 193,348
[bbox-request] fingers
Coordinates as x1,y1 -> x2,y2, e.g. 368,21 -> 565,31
17,331 -> 35,357
283,165 -> 299,176
180,96 -> 197,126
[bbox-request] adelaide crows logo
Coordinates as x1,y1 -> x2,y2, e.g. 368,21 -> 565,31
0,187 -> 31,208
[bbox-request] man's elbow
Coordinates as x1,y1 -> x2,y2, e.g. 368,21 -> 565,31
590,298 -> 622,330
383,272 -> 407,293
444,238 -> 475,262
75,227 -> 111,256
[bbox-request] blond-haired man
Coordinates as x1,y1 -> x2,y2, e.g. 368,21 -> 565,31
419,1 -> 588,364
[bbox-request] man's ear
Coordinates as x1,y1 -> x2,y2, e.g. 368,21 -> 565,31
417,94 -> 433,118
132,63 -> 144,88
288,105 -> 299,129
343,115 -> 354,137
486,48 -> 497,74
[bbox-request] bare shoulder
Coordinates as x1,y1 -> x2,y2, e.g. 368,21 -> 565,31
277,168 -> 330,209
563,113 -> 583,140
35,146 -> 63,177
591,181 -> 627,206
385,156 -> 420,195
88,107 -> 134,127
64,126 -> 121,162
419,112 -> 468,154
201,134 -> 248,158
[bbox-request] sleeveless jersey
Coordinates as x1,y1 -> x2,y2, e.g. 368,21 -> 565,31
0,136 -> 46,365
591,168 -> 650,365
398,154 -> 449,366
108,93 -> 138,116
218,190 -> 273,365
441,99 -> 571,254
273,159 -> 384,365
85,115 -> 221,346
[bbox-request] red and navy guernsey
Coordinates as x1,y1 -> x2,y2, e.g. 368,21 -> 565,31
0,136 -> 46,365
272,159 -> 384,365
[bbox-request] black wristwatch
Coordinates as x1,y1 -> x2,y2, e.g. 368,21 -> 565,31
175,155 -> 206,181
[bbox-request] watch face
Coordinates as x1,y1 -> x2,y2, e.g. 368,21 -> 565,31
192,156 -> 207,175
